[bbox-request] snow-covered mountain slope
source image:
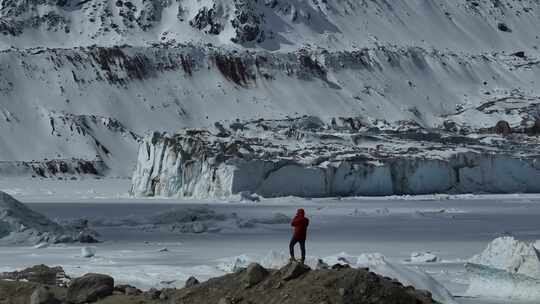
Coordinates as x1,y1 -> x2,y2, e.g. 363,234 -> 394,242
2,0 -> 540,52
0,0 -> 540,178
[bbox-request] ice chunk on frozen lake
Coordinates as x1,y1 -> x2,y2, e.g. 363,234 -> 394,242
356,253 -> 456,304
466,263 -> 540,301
410,252 -> 438,263
81,246 -> 96,258
469,236 -> 540,279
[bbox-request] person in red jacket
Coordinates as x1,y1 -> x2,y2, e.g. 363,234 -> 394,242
289,208 -> 309,263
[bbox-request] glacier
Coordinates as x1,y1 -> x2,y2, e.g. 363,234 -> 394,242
130,117 -> 540,198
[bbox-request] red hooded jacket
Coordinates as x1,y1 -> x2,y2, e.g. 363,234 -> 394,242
291,209 -> 309,240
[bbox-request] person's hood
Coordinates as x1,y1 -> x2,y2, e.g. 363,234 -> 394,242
296,209 -> 305,217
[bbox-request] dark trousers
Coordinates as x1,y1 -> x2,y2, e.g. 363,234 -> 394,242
289,237 -> 306,260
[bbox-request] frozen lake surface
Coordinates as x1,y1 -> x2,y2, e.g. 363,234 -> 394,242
1,180 -> 540,303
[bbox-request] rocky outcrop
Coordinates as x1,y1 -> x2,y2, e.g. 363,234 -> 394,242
230,0 -> 264,44
66,273 -> 114,304
0,265 -> 69,286
0,264 -> 437,304
131,117 -> 540,199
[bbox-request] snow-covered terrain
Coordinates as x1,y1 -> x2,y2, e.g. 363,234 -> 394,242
2,0 -> 540,52
1,0 -> 540,178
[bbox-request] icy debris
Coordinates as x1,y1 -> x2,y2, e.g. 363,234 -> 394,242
466,263 -> 540,301
325,253 -> 457,304
33,242 -> 49,249
260,251 -> 290,269
81,246 -> 96,258
217,255 -> 252,273
410,252 -> 438,263
239,191 -> 261,202
465,237 -> 540,300
469,236 -> 540,279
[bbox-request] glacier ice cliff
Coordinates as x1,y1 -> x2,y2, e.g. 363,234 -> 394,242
131,117 -> 540,198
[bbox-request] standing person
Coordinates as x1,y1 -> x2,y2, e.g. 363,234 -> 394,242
289,208 -> 309,264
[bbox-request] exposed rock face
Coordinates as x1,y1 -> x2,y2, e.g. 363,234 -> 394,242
66,273 -> 114,304
466,237 -> 540,301
230,0 -> 264,44
131,117 -> 540,199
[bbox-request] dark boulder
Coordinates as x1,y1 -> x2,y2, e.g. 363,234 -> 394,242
494,120 -> 511,135
498,23 -> 512,32
185,276 -> 200,288
511,51 -> 526,58
66,273 -> 114,304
